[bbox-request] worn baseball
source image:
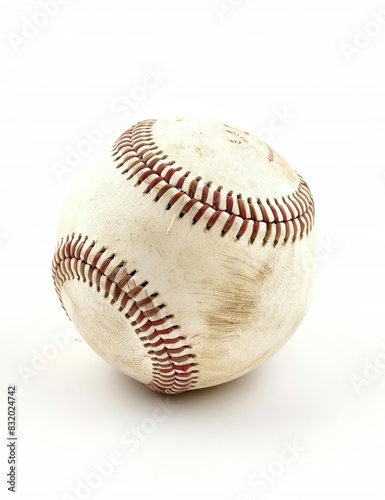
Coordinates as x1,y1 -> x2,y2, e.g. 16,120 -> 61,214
52,118 -> 317,394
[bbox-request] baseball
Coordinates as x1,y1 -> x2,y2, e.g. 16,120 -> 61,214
52,118 -> 317,394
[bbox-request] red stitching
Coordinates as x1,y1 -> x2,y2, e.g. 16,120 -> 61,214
112,120 -> 315,244
52,234 -> 198,394
53,121 -> 315,393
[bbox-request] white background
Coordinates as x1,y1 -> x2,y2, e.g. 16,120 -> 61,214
1,0 -> 385,499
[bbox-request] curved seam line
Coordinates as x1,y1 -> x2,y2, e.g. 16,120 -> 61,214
52,234 -> 198,394
112,120 -> 315,245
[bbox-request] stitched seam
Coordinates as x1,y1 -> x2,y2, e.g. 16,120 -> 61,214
112,119 -> 315,246
52,233 -> 198,394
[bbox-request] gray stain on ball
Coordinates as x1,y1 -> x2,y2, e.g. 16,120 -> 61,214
200,248 -> 275,337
